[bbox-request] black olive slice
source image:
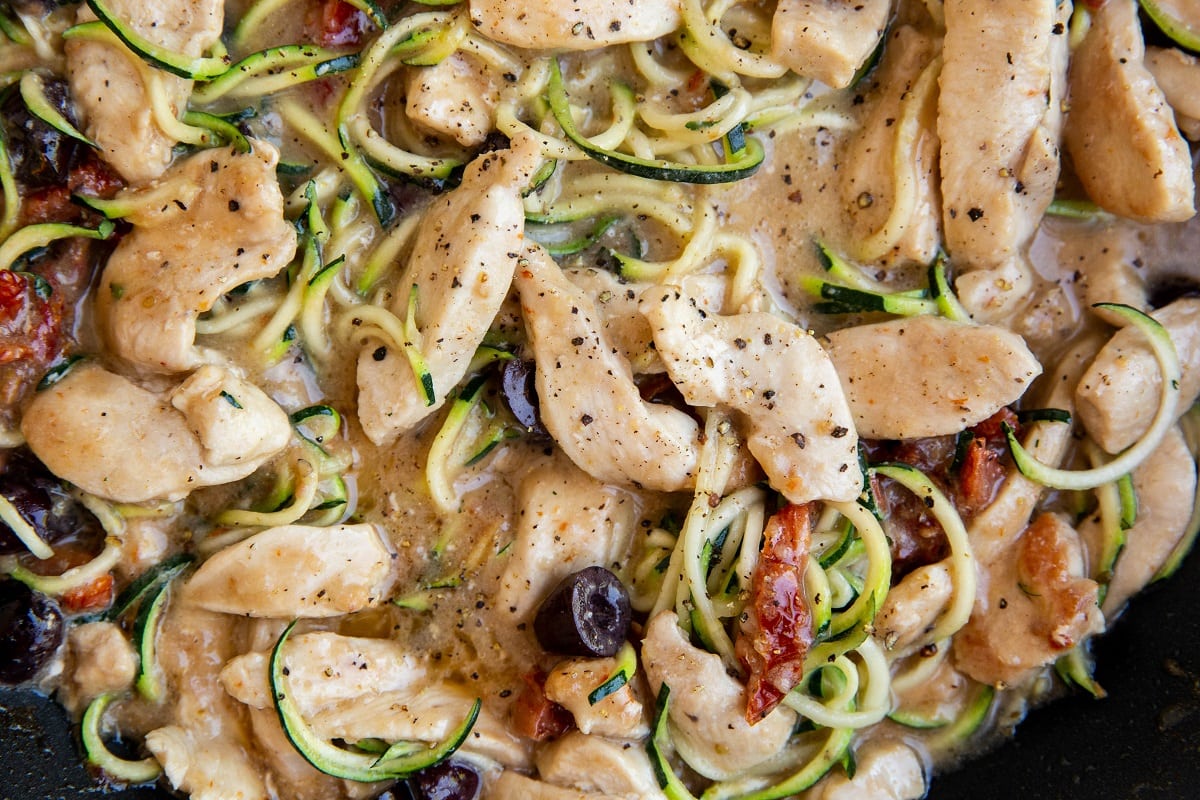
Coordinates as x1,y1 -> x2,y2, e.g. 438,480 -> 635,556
533,566 -> 631,658
0,579 -> 64,684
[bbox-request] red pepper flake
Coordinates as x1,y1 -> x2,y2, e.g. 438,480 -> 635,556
736,502 -> 815,723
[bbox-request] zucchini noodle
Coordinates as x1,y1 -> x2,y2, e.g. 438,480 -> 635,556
873,463 -> 977,654
1006,304 -> 1181,490
5,537 -> 122,596
889,638 -> 953,694
337,11 -> 465,182
678,0 -> 788,81
784,637 -> 892,728
216,456 -> 319,527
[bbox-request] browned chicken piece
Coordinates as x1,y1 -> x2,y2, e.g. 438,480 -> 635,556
1065,0 -> 1196,223
955,512 -> 1104,688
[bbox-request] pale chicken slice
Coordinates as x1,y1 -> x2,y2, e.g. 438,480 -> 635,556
1146,46 -> 1200,139
938,0 -> 1070,318
356,134 -> 541,444
96,142 -> 297,373
954,513 -> 1104,688
1078,428 -> 1197,617
22,363 -> 290,504
61,622 -> 138,712
840,25 -> 943,264
873,562 -> 954,655
822,316 -> 1041,440
489,460 -> 637,625
66,0 -> 223,183
149,606 -> 266,799
468,0 -> 682,50
515,247 -> 701,492
406,52 -> 502,148
145,726 -> 268,800
1065,0 -> 1195,222
543,656 -> 649,739
492,772 -> 617,800
640,611 -> 796,781
771,0 -> 892,89
1075,298 -> 1200,453
536,732 -> 665,798
311,685 -> 528,769
220,632 -> 425,717
183,524 -> 396,617
808,740 -> 926,800
222,632 -> 527,769
640,284 -> 861,504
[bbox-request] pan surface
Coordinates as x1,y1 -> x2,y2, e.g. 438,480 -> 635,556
3,530 -> 1200,800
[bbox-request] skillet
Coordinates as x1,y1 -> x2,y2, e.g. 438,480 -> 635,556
3,525 -> 1199,800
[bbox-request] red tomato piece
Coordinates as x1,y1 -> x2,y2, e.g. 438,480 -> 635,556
510,670 -> 574,741
736,502 -> 815,723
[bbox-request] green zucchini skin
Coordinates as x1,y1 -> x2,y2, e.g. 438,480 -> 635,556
84,0 -> 231,80
270,621 -> 480,781
546,59 -> 765,185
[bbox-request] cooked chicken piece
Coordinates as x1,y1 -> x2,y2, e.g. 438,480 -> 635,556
220,632 -> 425,716
222,631 -> 527,769
310,684 -> 527,768
938,0 -> 1069,318
490,460 -> 637,626
1075,298 -> 1200,453
1077,428 -> 1197,617
491,772 -> 615,800
468,0 -> 682,50
357,134 -> 541,444
536,732 -> 665,798
96,142 -> 297,373
1066,0 -> 1195,223
1146,46 -> 1200,140
150,606 -> 264,798
565,269 -> 662,372
184,524 -> 396,618
890,657 -> 975,726
61,622 -> 138,711
955,513 -> 1104,688
22,363 -> 290,504
874,562 -> 954,655
543,656 -> 649,739
840,25 -> 942,264
771,0 -> 892,89
967,335 -> 1102,565
1072,225 -> 1150,316
809,739 -> 926,800
243,707 -> 346,800
406,52 -> 502,148
640,284 -> 861,504
146,726 -> 268,800
822,316 -> 1041,440
515,247 -> 701,492
640,611 -> 795,780
66,0 -> 223,183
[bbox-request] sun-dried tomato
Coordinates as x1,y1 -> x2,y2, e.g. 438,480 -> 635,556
866,408 -> 1019,578
19,153 -> 122,227
60,573 -> 115,614
0,270 -> 62,367
736,502 -> 814,723
510,670 -> 574,741
307,0 -> 373,47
